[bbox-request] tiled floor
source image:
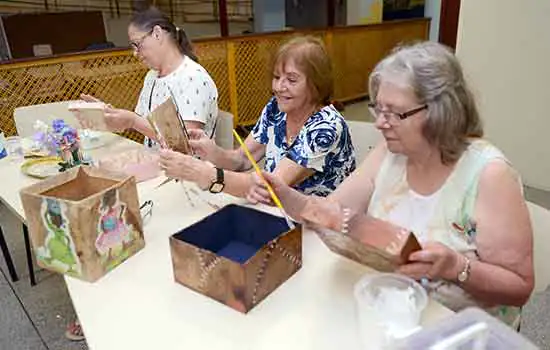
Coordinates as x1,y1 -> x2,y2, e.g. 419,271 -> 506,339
0,102 -> 549,349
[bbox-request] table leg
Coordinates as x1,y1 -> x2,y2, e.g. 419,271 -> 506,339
22,224 -> 36,286
0,224 -> 19,282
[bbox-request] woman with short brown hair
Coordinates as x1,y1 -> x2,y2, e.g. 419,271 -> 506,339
159,36 -> 356,199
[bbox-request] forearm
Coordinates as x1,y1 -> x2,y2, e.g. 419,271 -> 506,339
459,259 -> 532,306
209,149 -> 249,172
131,115 -> 157,140
277,187 -> 309,222
221,170 -> 254,198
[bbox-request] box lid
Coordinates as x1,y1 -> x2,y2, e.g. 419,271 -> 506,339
394,307 -> 539,349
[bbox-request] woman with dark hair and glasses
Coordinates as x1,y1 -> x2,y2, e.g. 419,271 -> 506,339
65,7 -> 219,341
253,41 -> 534,329
73,6 -> 218,147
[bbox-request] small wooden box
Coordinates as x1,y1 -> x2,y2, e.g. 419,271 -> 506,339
170,204 -> 302,313
19,166 -> 145,282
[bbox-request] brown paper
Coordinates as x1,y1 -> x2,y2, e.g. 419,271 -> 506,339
300,197 -> 421,272
146,97 -> 191,154
68,102 -> 110,131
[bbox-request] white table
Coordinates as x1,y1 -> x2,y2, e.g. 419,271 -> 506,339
0,132 -> 453,350
0,133 -> 138,223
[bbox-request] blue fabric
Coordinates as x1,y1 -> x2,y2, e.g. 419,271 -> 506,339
251,97 -> 356,196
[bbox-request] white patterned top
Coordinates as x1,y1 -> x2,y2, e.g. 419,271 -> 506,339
135,56 -> 218,146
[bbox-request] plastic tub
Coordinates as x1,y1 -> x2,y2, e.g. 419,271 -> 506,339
394,307 -> 539,350
354,273 -> 428,349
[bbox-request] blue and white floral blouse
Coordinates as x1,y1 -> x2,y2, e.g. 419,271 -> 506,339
251,97 -> 356,196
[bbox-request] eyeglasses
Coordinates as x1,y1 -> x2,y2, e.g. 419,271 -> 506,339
367,102 -> 428,125
129,30 -> 153,51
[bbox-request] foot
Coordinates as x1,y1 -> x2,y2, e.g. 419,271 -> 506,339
65,320 -> 85,342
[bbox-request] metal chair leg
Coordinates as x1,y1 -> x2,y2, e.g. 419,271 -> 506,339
0,224 -> 19,282
22,224 -> 36,286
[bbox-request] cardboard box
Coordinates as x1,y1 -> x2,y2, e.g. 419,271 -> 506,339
20,166 -> 145,282
170,204 -> 301,313
301,198 -> 421,272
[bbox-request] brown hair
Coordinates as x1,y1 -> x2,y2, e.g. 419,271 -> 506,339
369,41 -> 483,164
272,36 -> 334,106
130,6 -> 198,62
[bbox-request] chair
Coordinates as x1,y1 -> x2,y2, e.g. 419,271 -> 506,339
14,100 -> 81,137
527,201 -> 550,293
346,121 -> 382,163
214,110 -> 234,150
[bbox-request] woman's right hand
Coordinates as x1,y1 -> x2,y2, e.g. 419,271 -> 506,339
187,129 -> 218,160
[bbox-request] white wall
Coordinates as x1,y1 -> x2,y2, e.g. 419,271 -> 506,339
424,0 -> 441,41
456,0 -> 550,190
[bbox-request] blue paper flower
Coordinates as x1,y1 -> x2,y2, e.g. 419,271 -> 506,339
52,119 -> 66,133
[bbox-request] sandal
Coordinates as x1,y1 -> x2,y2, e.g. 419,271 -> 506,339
65,320 -> 85,342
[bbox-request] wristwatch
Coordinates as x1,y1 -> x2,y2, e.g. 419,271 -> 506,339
208,167 -> 225,193
457,256 -> 471,283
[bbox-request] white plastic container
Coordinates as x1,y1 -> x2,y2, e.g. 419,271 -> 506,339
394,307 -> 539,350
354,273 -> 428,349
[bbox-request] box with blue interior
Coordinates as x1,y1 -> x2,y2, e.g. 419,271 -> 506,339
170,204 -> 302,313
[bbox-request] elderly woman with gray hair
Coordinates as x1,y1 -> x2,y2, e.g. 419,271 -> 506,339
252,41 -> 534,327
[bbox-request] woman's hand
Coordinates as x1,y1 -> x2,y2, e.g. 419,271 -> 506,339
80,94 -> 103,103
246,171 -> 291,206
159,149 -> 214,189
70,94 -> 106,129
187,129 -> 219,161
103,105 -> 137,132
398,242 -> 463,282
300,195 -> 347,232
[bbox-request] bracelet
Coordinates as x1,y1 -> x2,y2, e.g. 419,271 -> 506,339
457,256 -> 471,283
341,207 -> 351,235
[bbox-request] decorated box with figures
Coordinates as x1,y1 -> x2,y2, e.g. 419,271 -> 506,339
170,204 -> 301,313
19,166 -> 145,282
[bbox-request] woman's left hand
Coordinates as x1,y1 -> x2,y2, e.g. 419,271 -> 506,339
159,149 -> 214,189
397,242 -> 463,282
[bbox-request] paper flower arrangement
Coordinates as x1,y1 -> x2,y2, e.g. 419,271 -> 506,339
33,119 -> 89,171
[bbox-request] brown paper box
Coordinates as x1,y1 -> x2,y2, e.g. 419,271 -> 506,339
301,198 -> 421,272
19,166 -> 145,282
146,97 -> 191,154
170,204 -> 302,313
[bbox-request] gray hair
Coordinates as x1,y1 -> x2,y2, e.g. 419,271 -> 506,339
368,41 -> 483,164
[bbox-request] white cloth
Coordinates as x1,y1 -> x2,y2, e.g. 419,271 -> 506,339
385,189 -> 441,245
135,56 -> 218,143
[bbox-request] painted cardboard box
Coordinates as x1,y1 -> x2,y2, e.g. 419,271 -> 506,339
20,166 -> 145,282
301,198 -> 421,272
170,204 -> 301,313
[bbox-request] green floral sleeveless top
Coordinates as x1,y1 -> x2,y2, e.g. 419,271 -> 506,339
368,139 -> 521,328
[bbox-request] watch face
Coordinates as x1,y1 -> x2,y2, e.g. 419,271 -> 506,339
210,183 -> 224,193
